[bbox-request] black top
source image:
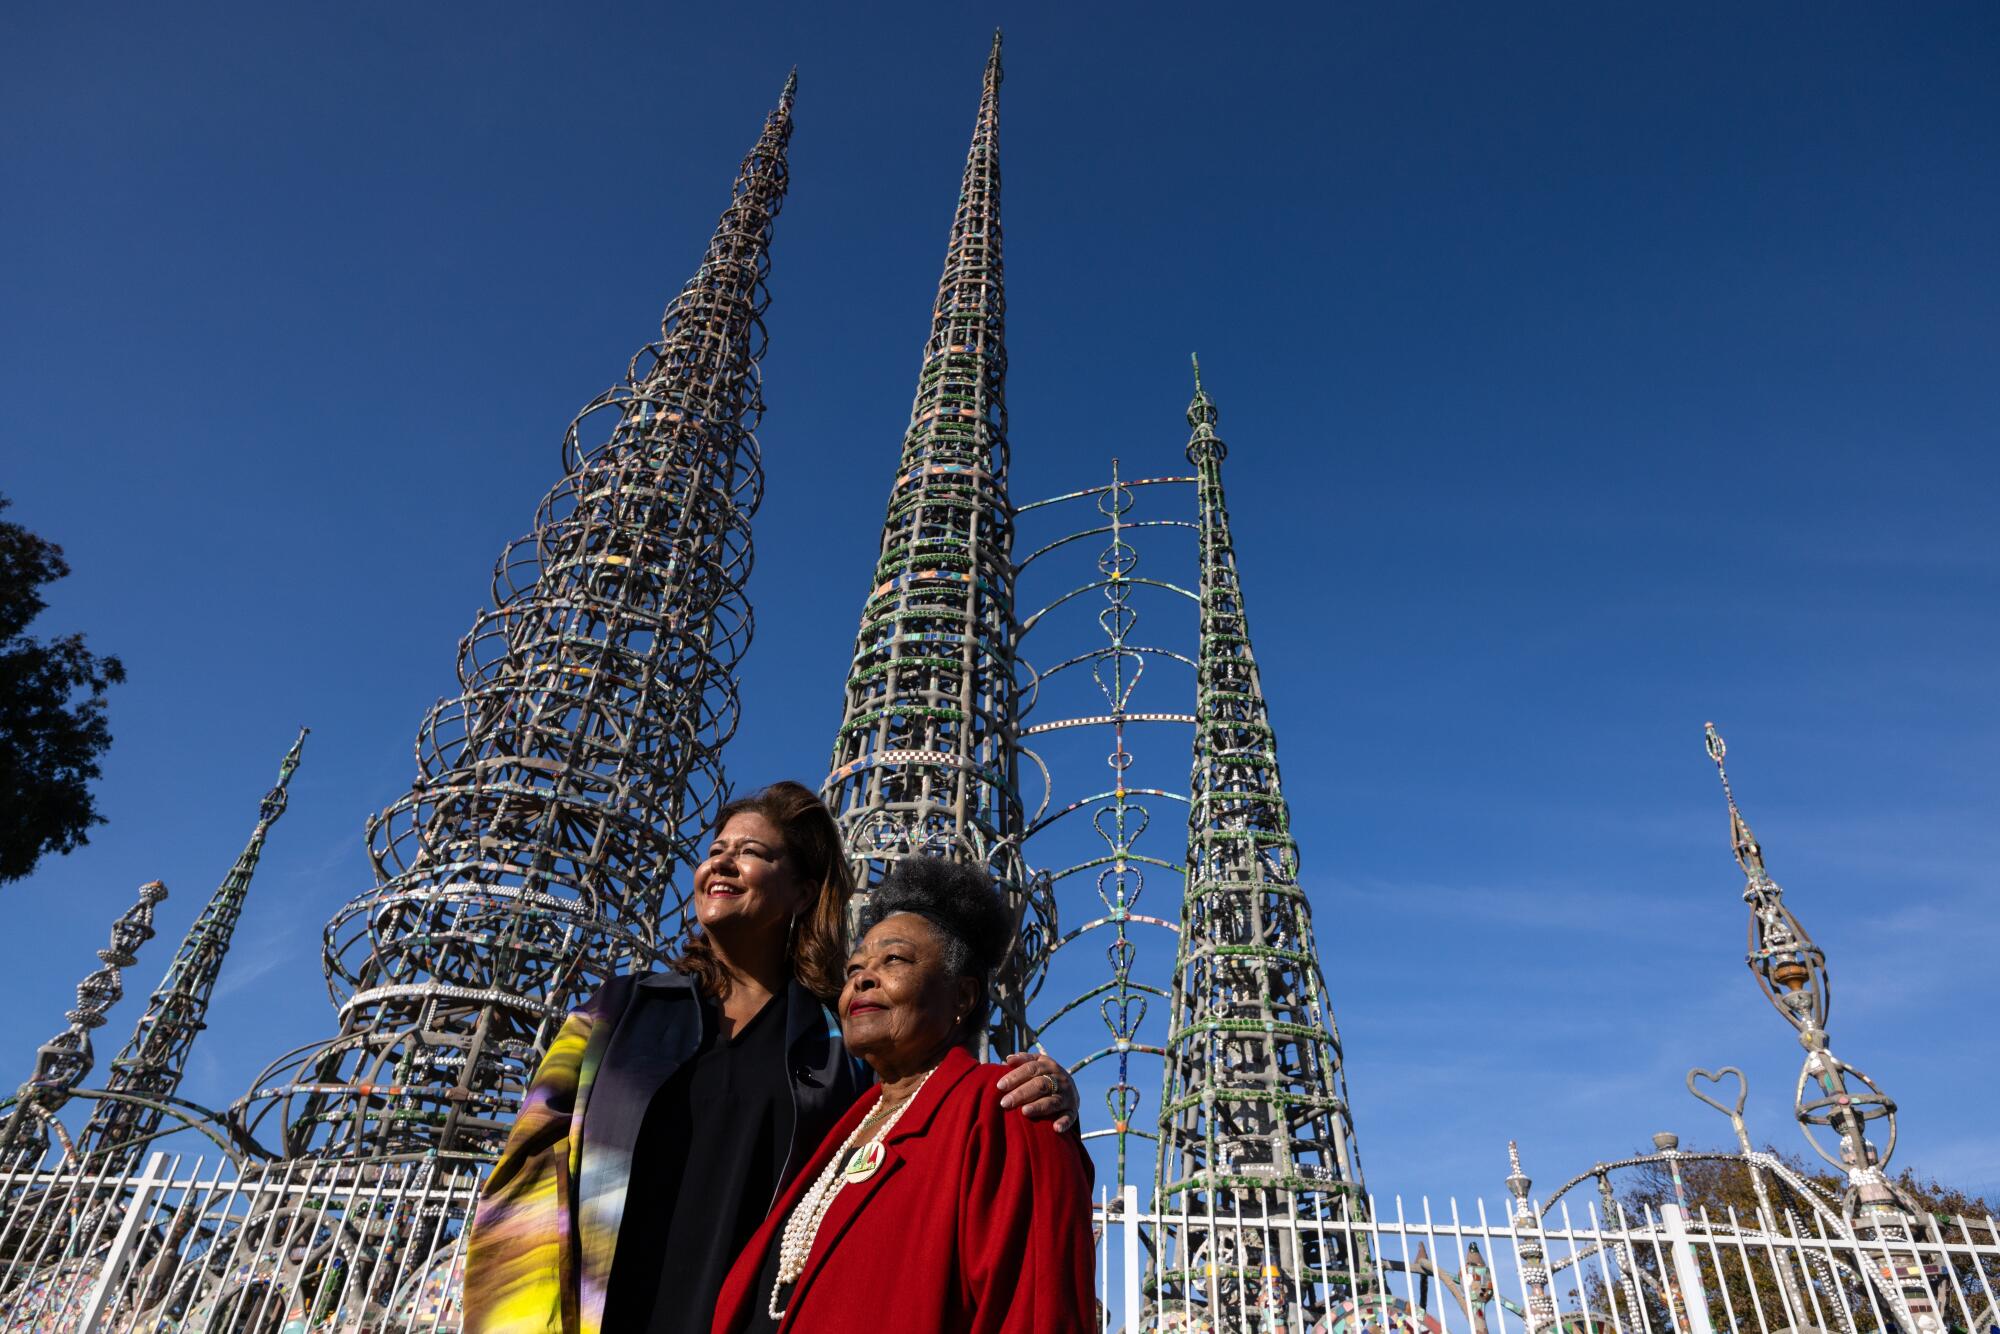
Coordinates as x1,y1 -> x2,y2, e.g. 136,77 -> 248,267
740,1204 -> 789,1334
602,990 -> 796,1334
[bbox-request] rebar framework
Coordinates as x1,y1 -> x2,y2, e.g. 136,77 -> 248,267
72,730 -> 307,1170
820,33 -> 1041,1052
235,78 -> 798,1161
1154,362 -> 1367,1329
1,882 -> 168,1165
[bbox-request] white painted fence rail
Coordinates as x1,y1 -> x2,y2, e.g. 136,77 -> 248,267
3,1156 -> 1995,1332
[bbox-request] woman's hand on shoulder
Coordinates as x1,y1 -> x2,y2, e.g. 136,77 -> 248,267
995,1051 -> 1078,1134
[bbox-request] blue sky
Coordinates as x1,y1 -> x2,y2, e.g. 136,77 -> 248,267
3,3 -> 1995,1209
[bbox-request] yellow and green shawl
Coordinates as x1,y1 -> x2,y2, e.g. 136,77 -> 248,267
461,979 -> 624,1334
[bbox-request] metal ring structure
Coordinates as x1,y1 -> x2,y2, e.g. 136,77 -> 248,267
1015,460 -> 1194,1199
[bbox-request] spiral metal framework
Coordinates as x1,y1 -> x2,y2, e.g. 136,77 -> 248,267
821,34 -> 1044,1054
62,730 -> 308,1170
1153,363 -> 1367,1329
234,78 -> 798,1162
1,881 -> 168,1164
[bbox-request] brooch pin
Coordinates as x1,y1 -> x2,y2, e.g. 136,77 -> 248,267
843,1141 -> 886,1183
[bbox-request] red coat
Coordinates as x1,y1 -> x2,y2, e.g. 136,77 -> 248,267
712,1044 -> 1096,1334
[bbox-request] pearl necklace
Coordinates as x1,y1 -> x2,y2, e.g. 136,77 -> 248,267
768,1065 -> 937,1319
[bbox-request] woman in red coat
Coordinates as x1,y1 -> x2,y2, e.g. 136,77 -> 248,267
712,856 -> 1097,1334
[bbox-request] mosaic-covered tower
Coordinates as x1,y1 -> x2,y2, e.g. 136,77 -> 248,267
821,34 -> 1038,1051
1154,362 -> 1367,1329
73,729 -> 306,1168
235,77 -> 798,1161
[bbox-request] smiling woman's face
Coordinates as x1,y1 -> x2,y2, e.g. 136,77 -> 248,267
693,811 -> 806,941
839,913 -> 975,1078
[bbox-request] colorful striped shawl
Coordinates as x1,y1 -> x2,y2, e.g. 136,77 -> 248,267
461,981 -> 621,1334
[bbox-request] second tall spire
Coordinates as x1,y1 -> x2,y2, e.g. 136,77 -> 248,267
821,33 -> 1037,1053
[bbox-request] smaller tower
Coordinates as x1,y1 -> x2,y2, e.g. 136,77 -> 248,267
1155,360 -> 1365,1329
0,880 -> 168,1164
76,729 -> 306,1167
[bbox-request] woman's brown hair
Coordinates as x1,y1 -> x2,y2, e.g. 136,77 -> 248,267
670,780 -> 853,1003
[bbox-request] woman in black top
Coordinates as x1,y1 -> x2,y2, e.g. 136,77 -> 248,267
463,782 -> 1076,1334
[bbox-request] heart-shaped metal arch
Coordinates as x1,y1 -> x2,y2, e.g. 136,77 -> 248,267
1686,1065 -> 1749,1122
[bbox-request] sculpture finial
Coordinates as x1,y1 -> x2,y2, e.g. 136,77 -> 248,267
1185,355 -> 1220,445
1705,721 -> 1765,880
1504,1141 -> 1533,1216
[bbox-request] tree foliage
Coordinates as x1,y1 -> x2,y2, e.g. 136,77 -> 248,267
0,493 -> 125,884
1585,1146 -> 2000,1334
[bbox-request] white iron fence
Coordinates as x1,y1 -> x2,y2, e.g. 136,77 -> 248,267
1096,1187 -> 2000,1334
3,1156 -> 1996,1332
0,1153 -> 478,1333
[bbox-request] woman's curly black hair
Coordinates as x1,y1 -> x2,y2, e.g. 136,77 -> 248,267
858,855 -> 1013,1041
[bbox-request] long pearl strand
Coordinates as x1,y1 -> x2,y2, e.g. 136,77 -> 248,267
768,1065 -> 938,1319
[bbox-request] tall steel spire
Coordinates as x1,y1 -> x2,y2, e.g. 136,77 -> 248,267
822,33 -> 1037,1051
73,730 -> 306,1167
1,881 -> 168,1164
1154,361 -> 1366,1329
235,76 -> 799,1161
